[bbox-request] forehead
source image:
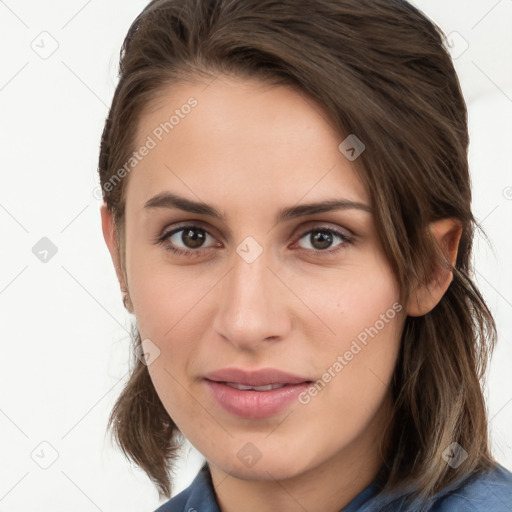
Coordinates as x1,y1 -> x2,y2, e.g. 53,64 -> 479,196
127,75 -> 370,212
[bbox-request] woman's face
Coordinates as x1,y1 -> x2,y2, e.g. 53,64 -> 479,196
118,75 -> 406,481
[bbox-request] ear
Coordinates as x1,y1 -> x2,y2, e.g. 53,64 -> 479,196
100,203 -> 133,313
406,218 -> 462,317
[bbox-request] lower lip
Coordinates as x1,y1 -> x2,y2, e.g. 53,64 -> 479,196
205,380 -> 310,419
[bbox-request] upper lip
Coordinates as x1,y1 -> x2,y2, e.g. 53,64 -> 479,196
204,367 -> 311,386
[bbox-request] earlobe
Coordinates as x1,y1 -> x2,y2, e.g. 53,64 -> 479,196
406,218 -> 462,317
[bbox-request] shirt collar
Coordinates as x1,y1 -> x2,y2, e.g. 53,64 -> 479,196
181,462 -> 382,512
179,462 -> 222,512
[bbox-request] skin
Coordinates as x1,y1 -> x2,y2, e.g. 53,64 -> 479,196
101,75 -> 461,512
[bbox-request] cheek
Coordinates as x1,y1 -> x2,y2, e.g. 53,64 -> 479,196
297,255 -> 403,398
295,256 -> 401,345
132,265 -> 210,427
126,249 -> 214,390
126,242 -> 203,339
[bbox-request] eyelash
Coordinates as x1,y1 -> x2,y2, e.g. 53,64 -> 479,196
156,224 -> 353,258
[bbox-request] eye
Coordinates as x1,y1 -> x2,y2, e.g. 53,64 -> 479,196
157,225 -> 220,256
295,227 -> 352,254
156,224 -> 353,258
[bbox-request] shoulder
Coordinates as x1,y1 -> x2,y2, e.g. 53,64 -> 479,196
432,463 -> 512,512
153,464 -> 220,512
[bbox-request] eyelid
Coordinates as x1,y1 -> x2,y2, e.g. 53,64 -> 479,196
294,221 -> 354,240
156,220 -> 220,243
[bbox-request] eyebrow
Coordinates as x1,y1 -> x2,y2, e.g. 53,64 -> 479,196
144,191 -> 372,223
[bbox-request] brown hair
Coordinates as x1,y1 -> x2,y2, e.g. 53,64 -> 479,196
98,0 -> 498,508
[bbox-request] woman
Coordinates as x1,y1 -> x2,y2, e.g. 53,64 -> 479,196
98,0 -> 512,510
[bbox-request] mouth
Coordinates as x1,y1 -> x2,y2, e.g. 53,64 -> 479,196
218,382 -> 294,391
203,368 -> 313,418
204,367 -> 312,387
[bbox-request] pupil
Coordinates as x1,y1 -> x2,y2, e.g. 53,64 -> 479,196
312,231 -> 332,250
183,228 -> 205,248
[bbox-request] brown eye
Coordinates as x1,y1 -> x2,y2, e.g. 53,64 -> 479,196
296,228 -> 352,253
179,227 -> 207,248
159,225 -> 218,255
310,230 -> 334,250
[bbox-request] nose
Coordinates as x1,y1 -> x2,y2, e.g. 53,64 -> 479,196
212,246 -> 292,351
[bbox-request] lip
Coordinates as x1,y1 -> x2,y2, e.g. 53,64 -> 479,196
204,367 -> 312,419
204,367 -> 310,386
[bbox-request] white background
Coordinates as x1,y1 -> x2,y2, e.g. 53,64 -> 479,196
1,1 -> 511,511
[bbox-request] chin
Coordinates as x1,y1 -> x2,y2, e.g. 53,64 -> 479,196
209,446 -> 311,482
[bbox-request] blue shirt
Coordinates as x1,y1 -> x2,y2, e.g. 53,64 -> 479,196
154,461 -> 512,511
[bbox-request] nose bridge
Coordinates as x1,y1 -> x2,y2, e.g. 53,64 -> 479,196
213,243 -> 289,348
